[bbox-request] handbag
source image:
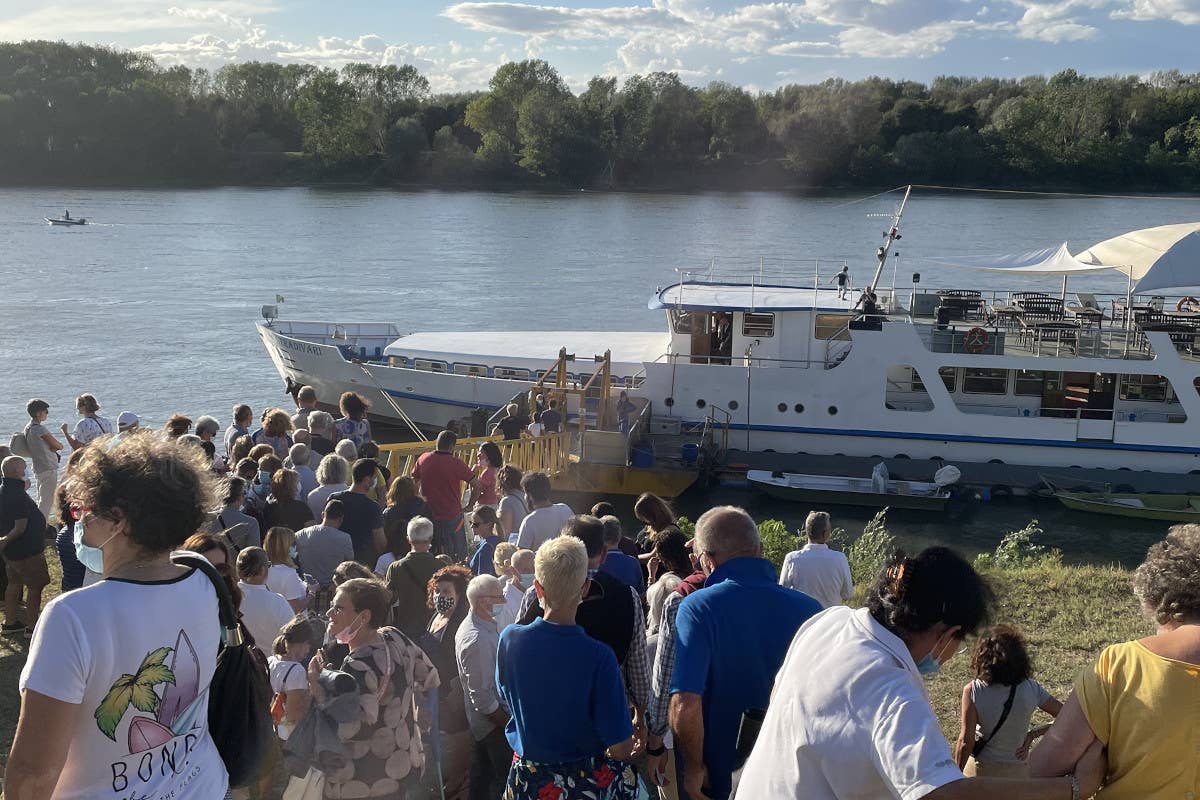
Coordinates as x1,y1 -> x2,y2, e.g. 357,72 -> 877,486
973,684 -> 1018,758
172,551 -> 276,788
271,663 -> 301,725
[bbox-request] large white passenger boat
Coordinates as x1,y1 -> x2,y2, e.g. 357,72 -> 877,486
257,202 -> 1200,477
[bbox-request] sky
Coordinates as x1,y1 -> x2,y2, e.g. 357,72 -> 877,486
2,0 -> 1200,93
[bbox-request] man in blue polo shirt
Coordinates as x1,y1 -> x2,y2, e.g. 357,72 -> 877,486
669,505 -> 821,800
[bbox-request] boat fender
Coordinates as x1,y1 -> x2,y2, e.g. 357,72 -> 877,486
1177,296 -> 1198,311
963,327 -> 990,354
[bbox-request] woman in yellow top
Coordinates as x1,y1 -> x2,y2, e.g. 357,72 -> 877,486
1031,523 -> 1200,798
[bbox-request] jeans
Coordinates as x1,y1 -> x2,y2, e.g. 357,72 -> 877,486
433,515 -> 466,562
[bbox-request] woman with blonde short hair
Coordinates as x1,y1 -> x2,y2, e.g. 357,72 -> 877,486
263,526 -> 308,614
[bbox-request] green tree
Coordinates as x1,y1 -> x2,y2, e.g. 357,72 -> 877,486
341,63 -> 430,155
296,68 -> 371,163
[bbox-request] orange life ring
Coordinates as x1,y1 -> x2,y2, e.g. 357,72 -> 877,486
1178,296 -> 1198,312
963,326 -> 990,354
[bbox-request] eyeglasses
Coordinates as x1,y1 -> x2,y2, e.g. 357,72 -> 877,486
69,505 -> 91,521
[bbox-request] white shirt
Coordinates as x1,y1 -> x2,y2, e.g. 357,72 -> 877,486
734,606 -> 964,800
237,581 -> 295,656
73,416 -> 111,444
268,656 -> 309,740
266,563 -> 307,602
515,502 -> 573,551
496,580 -> 527,631
20,568 -> 229,799
778,542 -> 853,609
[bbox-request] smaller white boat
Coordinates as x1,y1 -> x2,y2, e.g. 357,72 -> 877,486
45,216 -> 87,226
747,463 -> 960,511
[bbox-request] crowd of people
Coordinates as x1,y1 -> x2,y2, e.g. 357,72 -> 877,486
0,387 -> 1198,800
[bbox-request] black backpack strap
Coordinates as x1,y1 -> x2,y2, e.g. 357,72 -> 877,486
171,551 -> 239,632
974,683 -> 1018,757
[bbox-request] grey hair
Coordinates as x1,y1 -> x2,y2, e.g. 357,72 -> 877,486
177,433 -> 203,449
1132,524 -> 1200,626
335,439 -> 357,461
511,548 -> 535,572
308,410 -> 334,434
195,415 -> 220,438
693,505 -> 760,561
407,516 -> 434,543
289,442 -> 311,467
804,511 -> 831,541
600,515 -> 623,547
466,574 -> 503,607
315,453 -> 349,486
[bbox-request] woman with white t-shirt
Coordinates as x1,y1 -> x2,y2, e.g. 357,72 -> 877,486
955,625 -> 1062,778
60,393 -> 112,450
734,547 -> 1105,800
7,433 -> 229,799
264,525 -> 309,613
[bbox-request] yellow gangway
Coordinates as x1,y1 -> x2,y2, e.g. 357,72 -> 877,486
378,432 -> 572,481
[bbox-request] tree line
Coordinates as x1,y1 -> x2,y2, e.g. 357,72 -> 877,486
6,40 -> 1200,190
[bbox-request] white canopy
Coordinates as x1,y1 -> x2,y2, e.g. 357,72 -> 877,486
1074,222 -> 1200,293
922,242 -> 1116,275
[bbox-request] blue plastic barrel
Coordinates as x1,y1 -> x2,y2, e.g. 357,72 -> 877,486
680,443 -> 700,465
631,447 -> 654,468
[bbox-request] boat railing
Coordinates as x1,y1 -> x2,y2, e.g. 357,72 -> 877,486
824,322 -> 855,368
377,432 -> 572,482
678,258 -> 850,291
647,351 -> 827,369
702,405 -> 731,454
909,318 -> 1185,361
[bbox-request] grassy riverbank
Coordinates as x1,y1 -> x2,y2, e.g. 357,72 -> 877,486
0,524 -> 1152,784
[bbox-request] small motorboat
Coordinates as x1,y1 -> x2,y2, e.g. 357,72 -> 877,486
1045,479 -> 1200,522
747,463 -> 959,511
45,216 -> 87,226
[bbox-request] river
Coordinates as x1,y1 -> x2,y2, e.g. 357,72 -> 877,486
4,186 -> 1198,566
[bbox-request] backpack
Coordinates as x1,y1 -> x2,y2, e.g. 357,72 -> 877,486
171,551 -> 275,788
8,431 -> 30,458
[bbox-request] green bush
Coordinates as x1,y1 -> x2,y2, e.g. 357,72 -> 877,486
758,519 -> 795,571
975,519 -> 1060,570
844,508 -> 897,587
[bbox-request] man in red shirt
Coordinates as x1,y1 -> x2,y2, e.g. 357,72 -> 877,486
412,430 -> 479,561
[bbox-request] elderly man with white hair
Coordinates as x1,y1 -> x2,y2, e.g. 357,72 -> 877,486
288,442 -> 318,498
386,516 -> 443,640
307,409 -> 336,457
498,548 -> 535,630
496,536 -> 640,799
456,574 -> 513,800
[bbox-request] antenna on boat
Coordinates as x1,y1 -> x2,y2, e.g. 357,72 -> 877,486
867,184 -> 911,293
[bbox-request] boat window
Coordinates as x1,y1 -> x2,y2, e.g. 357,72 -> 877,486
388,355 -> 408,368
815,313 -> 852,340
670,310 -> 695,334
452,363 -> 488,377
414,359 -> 448,373
1119,374 -> 1169,402
963,368 -> 1008,395
1014,370 -> 1062,396
910,366 -> 956,393
494,367 -> 531,380
742,312 -> 775,338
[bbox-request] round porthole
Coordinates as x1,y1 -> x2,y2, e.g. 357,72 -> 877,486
696,399 -> 706,409
794,403 -> 804,413
664,397 -> 675,408
729,400 -> 739,410
828,405 -> 838,415
777,403 -> 788,413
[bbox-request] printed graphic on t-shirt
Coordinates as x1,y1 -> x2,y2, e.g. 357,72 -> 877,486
93,629 -> 211,794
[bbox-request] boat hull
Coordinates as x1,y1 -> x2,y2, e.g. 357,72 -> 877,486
1053,492 -> 1200,522
46,218 -> 86,226
747,471 -> 950,511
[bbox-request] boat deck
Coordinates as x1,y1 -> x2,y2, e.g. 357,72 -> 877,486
383,330 -> 669,369
910,319 -> 1199,361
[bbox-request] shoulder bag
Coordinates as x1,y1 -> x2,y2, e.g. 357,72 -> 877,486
973,683 -> 1018,758
172,551 -> 276,787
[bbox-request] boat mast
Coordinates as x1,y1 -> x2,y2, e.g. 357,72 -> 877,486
868,184 -> 911,293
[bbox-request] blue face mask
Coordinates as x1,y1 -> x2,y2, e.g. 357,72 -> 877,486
916,653 -> 941,675
254,470 -> 272,497
73,519 -> 118,574
288,545 -> 298,560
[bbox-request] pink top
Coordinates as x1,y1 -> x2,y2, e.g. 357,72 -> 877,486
478,467 -> 498,506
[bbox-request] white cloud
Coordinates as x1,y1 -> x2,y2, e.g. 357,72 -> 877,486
767,40 -> 841,56
1111,0 -> 1200,22
1004,0 -> 1107,41
0,1 -> 274,40
837,19 -> 976,57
